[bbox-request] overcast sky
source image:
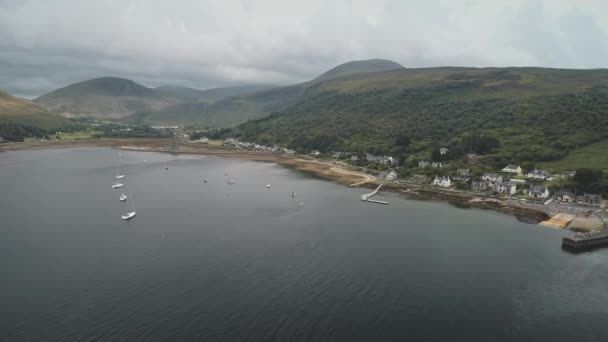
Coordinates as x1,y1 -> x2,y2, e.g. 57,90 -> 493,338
1,0 -> 608,98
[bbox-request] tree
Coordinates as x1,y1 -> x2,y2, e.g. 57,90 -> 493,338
574,168 -> 602,191
394,134 -> 411,150
431,148 -> 442,162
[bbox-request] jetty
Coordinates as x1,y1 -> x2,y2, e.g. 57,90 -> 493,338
361,184 -> 388,204
562,230 -> 608,252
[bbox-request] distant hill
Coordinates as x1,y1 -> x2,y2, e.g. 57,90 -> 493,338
34,77 -> 179,119
0,90 -> 68,130
154,85 -> 207,100
156,84 -> 276,102
311,58 -> 404,83
34,77 -> 279,122
232,67 -> 608,166
146,59 -> 406,127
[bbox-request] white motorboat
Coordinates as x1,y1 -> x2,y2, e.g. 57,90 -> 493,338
115,174 -> 125,179
119,193 -> 127,202
228,180 -> 235,185
164,165 -> 169,170
121,211 -> 136,220
122,194 -> 136,220
267,184 -> 271,189
291,192 -> 296,198
204,178 -> 208,183
112,182 -> 124,189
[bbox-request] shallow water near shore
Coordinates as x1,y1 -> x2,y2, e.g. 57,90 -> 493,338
1,147 -> 608,341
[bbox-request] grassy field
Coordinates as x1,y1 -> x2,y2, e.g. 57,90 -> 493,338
539,140 -> 608,171
25,130 -> 100,142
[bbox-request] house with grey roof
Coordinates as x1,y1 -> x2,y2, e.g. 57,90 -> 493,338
528,185 -> 550,199
555,191 -> 575,203
472,181 -> 488,191
482,173 -> 503,183
583,193 -> 602,205
493,182 -> 517,195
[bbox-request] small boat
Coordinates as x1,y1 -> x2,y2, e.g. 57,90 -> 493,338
204,178 -> 208,183
115,174 -> 125,179
267,184 -> 271,189
299,202 -> 304,206
112,182 -> 124,189
291,192 -> 296,198
121,194 -> 136,220
164,166 -> 169,170
119,193 -> 127,202
122,211 -> 136,220
228,180 -> 235,185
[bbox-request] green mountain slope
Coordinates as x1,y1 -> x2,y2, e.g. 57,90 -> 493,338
156,84 -> 276,102
34,77 -> 179,119
312,58 -> 404,83
0,90 -> 68,129
145,59 -> 406,127
233,67 -> 608,165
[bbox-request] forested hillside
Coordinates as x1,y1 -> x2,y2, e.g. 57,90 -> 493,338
145,59 -> 405,127
0,90 -> 71,141
231,67 -> 608,167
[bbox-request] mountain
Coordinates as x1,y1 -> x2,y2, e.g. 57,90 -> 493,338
232,67 -> 608,166
0,90 -> 68,129
156,84 -> 276,102
145,59 -> 406,127
311,58 -> 405,83
34,77 -> 179,119
155,85 -> 207,100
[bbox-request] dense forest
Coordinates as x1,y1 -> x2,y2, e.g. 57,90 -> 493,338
228,68 -> 608,168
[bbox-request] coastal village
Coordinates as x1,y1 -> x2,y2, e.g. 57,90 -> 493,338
217,138 -> 607,236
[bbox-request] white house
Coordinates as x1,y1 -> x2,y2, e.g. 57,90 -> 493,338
311,150 -> 321,156
439,148 -> 449,155
528,185 -> 550,199
433,176 -> 452,188
386,170 -> 398,181
494,182 -> 517,195
482,173 -> 503,183
457,168 -> 470,177
502,164 -> 523,176
418,161 -> 430,168
526,169 -> 551,180
555,191 -> 575,203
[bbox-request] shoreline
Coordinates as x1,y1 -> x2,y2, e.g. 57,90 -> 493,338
1,138 -> 551,223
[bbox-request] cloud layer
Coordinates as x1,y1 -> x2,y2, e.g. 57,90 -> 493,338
1,0 -> 608,97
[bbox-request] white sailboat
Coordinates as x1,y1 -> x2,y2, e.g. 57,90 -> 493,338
122,194 -> 136,220
112,182 -> 124,189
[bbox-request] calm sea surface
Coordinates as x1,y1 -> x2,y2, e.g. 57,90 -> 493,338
1,147 -> 608,341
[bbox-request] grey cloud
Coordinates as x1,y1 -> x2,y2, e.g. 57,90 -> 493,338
1,0 -> 608,98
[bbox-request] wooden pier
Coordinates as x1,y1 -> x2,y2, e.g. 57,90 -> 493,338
562,230 -> 608,252
361,184 -> 388,204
